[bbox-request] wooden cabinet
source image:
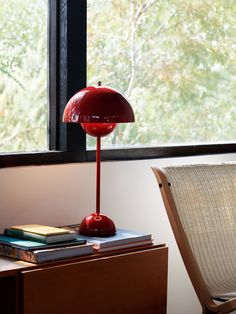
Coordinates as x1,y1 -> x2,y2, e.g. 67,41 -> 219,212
0,245 -> 168,314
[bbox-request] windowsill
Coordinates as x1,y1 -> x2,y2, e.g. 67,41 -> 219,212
1,143 -> 236,168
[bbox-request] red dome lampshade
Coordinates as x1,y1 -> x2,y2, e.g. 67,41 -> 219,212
62,84 -> 135,237
63,84 -> 135,124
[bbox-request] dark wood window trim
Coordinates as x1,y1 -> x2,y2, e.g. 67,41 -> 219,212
55,0 -> 86,155
0,0 -> 87,168
1,0 -> 236,168
1,143 -> 236,168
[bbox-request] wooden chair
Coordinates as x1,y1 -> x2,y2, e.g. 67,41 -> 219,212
152,163 -> 236,314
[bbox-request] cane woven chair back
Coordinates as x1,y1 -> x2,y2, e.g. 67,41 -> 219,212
152,163 -> 236,314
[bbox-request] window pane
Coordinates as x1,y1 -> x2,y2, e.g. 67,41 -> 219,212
87,0 -> 236,148
0,0 -> 48,153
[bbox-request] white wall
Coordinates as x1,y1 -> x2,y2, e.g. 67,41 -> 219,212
1,152 -> 236,314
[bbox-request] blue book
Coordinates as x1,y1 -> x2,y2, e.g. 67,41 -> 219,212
64,225 -> 153,251
0,239 -> 94,264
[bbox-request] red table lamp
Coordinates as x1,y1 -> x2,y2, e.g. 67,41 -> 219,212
63,83 -> 135,236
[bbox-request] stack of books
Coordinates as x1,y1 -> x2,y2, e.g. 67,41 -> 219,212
0,223 -> 154,263
0,224 -> 94,264
63,224 -> 153,252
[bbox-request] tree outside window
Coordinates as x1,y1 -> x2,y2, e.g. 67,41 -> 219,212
87,0 -> 236,148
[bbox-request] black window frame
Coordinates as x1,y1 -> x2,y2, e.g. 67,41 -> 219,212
1,0 -> 236,168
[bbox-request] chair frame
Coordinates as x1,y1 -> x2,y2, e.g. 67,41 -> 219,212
152,166 -> 236,314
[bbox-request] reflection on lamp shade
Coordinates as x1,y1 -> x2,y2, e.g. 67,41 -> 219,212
63,85 -> 135,124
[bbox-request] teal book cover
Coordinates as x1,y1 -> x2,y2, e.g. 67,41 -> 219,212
0,234 -> 86,250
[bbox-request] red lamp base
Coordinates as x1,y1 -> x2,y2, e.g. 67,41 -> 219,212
79,213 -> 116,236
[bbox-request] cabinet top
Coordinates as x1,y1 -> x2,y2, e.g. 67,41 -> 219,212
0,243 -> 166,278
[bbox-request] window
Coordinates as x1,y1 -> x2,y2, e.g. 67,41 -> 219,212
1,0 -> 236,168
0,0 -> 87,166
87,0 -> 236,149
0,0 -> 47,153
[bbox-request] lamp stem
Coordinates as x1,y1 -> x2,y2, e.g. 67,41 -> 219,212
96,136 -> 101,215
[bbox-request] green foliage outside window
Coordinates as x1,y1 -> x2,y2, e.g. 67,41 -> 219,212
0,0 -> 47,152
87,0 -> 236,148
0,0 -> 236,153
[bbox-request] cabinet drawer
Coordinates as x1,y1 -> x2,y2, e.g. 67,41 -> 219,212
0,275 -> 19,314
22,247 -> 168,314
